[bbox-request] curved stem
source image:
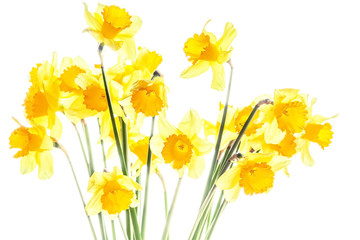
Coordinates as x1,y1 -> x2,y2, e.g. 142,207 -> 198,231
72,122 -> 90,176
55,142 -> 97,240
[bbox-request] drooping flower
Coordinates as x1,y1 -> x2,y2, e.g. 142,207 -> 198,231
216,153 -> 290,201
9,121 -> 54,179
150,109 -> 213,178
84,3 -> 142,56
23,53 -> 62,140
181,21 -> 237,91
85,166 -> 142,217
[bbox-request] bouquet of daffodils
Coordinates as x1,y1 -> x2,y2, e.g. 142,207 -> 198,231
9,3 -> 335,240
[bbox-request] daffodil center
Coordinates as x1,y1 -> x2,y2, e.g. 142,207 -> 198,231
274,101 -> 308,133
184,33 -> 218,64
101,180 -> 134,215
101,5 -> 132,39
239,162 -> 274,195
83,84 -> 107,112
162,134 -> 193,170
59,65 -> 85,92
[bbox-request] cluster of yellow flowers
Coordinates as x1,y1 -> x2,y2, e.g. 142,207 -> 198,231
9,3 -> 335,240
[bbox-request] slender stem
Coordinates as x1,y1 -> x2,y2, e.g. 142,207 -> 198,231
54,142 -> 97,240
98,43 -> 128,176
156,170 -> 169,240
126,210 -> 132,240
202,61 -> 234,204
117,216 -> 129,240
141,116 -> 156,239
129,208 -> 143,240
192,198 -> 214,240
98,213 -> 107,240
161,177 -> 183,240
119,117 -> 129,171
136,174 -> 142,222
97,118 -> 107,169
81,119 -> 95,175
73,122 -> 90,176
188,186 -> 217,239
111,220 -> 116,240
204,201 -> 228,240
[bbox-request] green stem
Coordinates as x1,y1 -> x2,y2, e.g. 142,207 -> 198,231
156,170 -> 169,240
97,118 -> 107,169
129,208 -> 143,240
202,61 -> 234,204
126,210 -> 132,240
72,122 -> 90,176
111,220 -> 116,240
141,116 -> 156,239
204,201 -> 228,240
81,119 -> 95,175
161,177 -> 183,240
117,216 -> 129,240
136,174 -> 142,223
98,43 -> 128,176
55,142 -> 97,240
98,213 -> 107,240
119,117 -> 129,171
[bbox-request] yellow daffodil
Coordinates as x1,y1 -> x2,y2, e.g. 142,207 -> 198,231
150,110 -> 213,178
181,21 -> 237,91
107,47 -> 163,95
121,76 -> 168,118
84,3 -> 142,56
9,121 -> 54,179
296,98 -> 336,166
216,153 -> 290,201
130,135 -> 163,176
203,103 -> 263,151
85,167 -> 142,218
23,53 -> 62,140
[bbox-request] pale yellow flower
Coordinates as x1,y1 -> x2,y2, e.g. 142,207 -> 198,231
216,153 -> 290,201
181,21 -> 237,91
85,166 -> 142,218
84,3 -> 142,57
150,110 -> 213,178
9,121 -> 54,179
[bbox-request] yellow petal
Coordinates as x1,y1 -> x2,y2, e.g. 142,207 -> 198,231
37,151 -> 53,180
187,156 -> 205,178
158,116 -> 177,139
202,119 -> 216,138
264,120 -> 286,144
180,61 -> 210,79
178,109 -> 202,138
210,62 -> 225,91
149,135 -> 165,158
50,116 -> 63,141
223,184 -> 241,202
192,135 -> 213,156
216,164 -> 241,190
85,190 -> 104,216
104,38 -> 124,51
119,16 -> 142,37
217,22 -> 237,50
116,37 -> 136,60
269,155 -> 291,172
88,172 -> 105,193
20,152 -> 36,175
83,3 -> 102,31
301,140 -> 315,166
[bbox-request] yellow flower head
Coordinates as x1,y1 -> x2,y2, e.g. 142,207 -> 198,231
216,153 -> 290,201
23,53 -> 62,140
181,21 -> 237,91
129,77 -> 168,117
150,109 -> 213,178
9,121 -> 54,179
85,167 -> 142,217
84,3 -> 142,56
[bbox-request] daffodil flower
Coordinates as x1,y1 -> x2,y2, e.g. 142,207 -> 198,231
9,121 -> 54,179
150,109 -> 213,178
85,167 -> 142,218
84,3 -> 142,57
216,153 -> 290,201
181,21 -> 237,91
24,53 -> 62,140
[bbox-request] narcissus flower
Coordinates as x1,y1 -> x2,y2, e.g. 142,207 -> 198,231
24,53 -> 62,140
181,21 -> 237,91
216,153 -> 290,201
84,3 -> 142,56
85,167 -> 142,217
150,109 -> 213,178
9,121 -> 54,179
127,77 -> 168,117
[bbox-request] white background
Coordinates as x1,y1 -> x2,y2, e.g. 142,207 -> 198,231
1,0 -> 359,239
